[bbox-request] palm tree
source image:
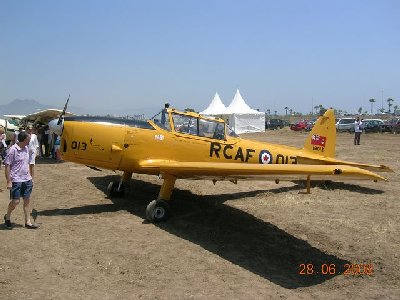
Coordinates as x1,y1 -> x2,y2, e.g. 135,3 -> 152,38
369,98 -> 375,114
284,106 -> 289,115
394,105 -> 399,113
387,98 -> 394,113
358,107 -> 363,115
318,105 -> 326,115
314,105 -> 319,115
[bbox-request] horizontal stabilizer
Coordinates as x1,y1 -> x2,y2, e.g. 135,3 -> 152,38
297,156 -> 394,173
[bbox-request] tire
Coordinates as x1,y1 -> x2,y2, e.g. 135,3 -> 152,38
146,200 -> 171,223
107,181 -> 125,198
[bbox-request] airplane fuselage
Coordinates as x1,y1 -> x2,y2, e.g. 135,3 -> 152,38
60,116 -> 311,175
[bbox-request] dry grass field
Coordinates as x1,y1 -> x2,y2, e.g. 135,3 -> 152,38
1,130 -> 399,299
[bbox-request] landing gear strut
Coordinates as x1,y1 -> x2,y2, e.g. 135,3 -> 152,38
107,181 -> 125,197
107,172 -> 177,223
107,171 -> 132,198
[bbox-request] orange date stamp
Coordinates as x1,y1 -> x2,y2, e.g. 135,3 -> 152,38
298,263 -> 374,276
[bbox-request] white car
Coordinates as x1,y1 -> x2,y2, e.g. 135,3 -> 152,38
336,118 -> 356,132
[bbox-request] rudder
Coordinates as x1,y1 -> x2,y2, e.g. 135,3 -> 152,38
303,109 -> 336,158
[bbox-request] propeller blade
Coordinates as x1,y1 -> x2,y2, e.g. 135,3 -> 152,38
57,94 -> 70,125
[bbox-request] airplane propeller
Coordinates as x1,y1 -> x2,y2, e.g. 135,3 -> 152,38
57,94 -> 70,125
49,94 -> 70,136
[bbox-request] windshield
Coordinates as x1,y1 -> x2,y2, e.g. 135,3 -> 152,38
171,112 -> 228,140
172,113 -> 198,135
151,109 -> 171,131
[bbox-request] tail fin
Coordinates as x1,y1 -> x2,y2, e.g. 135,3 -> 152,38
303,109 -> 336,158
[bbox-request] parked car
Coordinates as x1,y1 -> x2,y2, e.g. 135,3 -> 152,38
290,120 -> 308,131
336,118 -> 355,132
305,119 -> 317,131
266,119 -> 284,130
348,119 -> 384,133
380,118 -> 400,134
362,120 -> 384,133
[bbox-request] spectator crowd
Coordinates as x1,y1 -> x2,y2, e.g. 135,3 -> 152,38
0,124 -> 62,164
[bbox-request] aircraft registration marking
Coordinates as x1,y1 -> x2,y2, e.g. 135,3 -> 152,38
210,142 -> 298,164
210,142 -> 255,162
71,141 -> 87,151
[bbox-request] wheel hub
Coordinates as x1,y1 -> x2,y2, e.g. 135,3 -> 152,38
154,207 -> 165,219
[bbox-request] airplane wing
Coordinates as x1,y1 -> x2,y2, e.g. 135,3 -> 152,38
139,160 -> 387,181
23,109 -> 74,124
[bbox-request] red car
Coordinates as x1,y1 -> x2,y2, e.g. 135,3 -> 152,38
290,120 -> 308,131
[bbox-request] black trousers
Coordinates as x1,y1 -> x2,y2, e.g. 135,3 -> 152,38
354,132 -> 361,145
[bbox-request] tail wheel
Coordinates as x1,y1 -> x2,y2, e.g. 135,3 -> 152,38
146,200 -> 171,223
107,181 -> 125,198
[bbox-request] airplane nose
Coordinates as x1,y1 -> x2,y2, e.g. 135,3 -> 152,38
48,118 -> 63,136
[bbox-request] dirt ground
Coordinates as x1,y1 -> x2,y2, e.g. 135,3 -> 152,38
0,130 -> 399,299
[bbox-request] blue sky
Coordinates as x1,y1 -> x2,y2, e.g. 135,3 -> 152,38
1,0 -> 399,116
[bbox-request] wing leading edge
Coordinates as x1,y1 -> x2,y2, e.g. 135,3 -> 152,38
139,160 -> 387,181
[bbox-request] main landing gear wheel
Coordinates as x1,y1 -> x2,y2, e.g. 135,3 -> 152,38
146,200 -> 171,223
107,181 -> 125,198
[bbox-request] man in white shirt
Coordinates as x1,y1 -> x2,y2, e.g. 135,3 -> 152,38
27,125 -> 39,178
354,117 -> 363,145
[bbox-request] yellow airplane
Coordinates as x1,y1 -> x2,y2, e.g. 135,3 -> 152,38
49,105 -> 392,223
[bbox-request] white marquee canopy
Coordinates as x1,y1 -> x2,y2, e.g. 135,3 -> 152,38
226,89 -> 263,114
199,92 -> 227,115
200,90 -> 265,134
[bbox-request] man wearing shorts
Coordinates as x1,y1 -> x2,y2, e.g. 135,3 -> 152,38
4,131 -> 39,229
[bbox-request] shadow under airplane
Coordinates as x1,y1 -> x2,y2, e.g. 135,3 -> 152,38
38,175 -> 361,289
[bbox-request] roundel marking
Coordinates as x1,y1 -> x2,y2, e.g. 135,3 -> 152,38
259,150 -> 273,164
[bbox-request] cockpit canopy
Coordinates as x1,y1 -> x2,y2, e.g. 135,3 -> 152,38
152,108 -> 238,140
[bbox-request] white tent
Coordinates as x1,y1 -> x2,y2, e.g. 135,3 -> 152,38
200,92 -> 227,115
226,90 -> 265,134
